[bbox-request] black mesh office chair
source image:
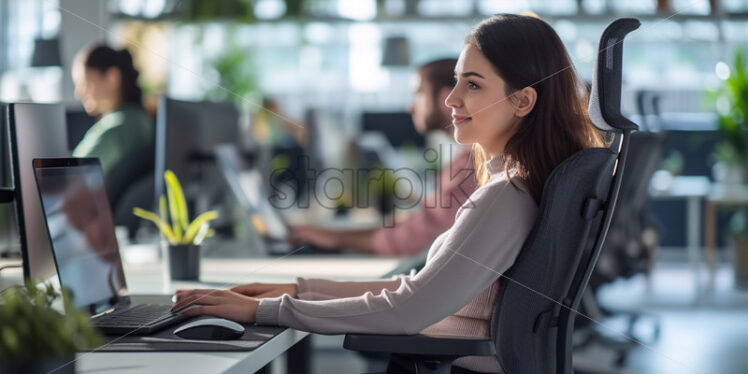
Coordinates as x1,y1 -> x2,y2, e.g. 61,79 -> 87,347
342,18 -> 641,374
575,92 -> 666,369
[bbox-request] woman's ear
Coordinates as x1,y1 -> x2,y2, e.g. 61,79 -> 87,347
512,86 -> 537,118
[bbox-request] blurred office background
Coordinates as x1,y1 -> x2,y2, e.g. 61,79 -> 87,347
2,0 -> 748,373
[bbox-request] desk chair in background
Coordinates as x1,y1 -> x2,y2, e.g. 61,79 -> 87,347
108,140 -> 156,238
342,18 -> 641,374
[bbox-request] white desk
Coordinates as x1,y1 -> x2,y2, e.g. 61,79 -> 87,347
75,245 -> 407,374
77,330 -> 308,374
705,183 -> 748,291
649,175 -> 711,298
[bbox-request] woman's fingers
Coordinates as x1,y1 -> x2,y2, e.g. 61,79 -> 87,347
172,291 -> 226,311
176,288 -> 220,297
178,295 -> 259,324
229,283 -> 265,295
181,304 -> 222,317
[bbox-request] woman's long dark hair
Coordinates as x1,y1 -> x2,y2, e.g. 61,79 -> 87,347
82,44 -> 142,107
468,14 -> 605,203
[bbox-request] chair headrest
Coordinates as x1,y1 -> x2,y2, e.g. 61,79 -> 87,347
588,18 -> 641,133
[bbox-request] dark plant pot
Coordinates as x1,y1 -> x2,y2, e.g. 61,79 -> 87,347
0,357 -> 75,374
168,244 -> 201,281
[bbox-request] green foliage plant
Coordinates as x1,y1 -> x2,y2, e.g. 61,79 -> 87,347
0,281 -> 104,362
706,50 -> 748,238
707,50 -> 748,167
133,170 -> 218,245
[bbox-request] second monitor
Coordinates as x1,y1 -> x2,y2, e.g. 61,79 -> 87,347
7,102 -> 69,281
154,98 -> 240,213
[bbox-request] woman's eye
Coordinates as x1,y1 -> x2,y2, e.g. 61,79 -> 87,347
467,81 -> 479,89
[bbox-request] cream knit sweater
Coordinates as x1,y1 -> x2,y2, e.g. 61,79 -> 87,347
256,159 -> 538,372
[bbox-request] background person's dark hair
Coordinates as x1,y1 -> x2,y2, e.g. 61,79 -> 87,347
467,14 -> 605,203
419,58 -> 458,100
82,44 -> 142,107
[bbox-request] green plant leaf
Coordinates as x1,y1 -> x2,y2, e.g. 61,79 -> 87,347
159,195 -> 168,223
182,210 -> 219,244
0,280 -> 104,360
164,176 -> 183,241
192,223 -> 211,245
133,207 -> 178,244
164,170 -> 189,239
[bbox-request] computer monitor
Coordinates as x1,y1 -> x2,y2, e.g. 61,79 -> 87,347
1,104 -> 11,190
1,104 -> 18,257
64,108 -> 96,152
154,97 -> 239,208
7,103 -> 69,280
361,111 -> 425,148
33,158 -> 126,310
214,144 -> 288,242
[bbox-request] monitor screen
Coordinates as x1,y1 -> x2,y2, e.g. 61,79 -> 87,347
33,159 -> 126,310
361,112 -> 425,148
8,103 -> 69,281
215,145 -> 288,241
155,98 -> 239,201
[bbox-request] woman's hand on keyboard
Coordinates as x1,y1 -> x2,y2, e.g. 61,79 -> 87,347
172,289 -> 259,323
229,283 -> 298,299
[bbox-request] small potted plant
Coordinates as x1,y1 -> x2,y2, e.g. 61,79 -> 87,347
133,170 -> 218,281
708,49 -> 748,289
0,281 -> 104,374
708,49 -> 748,184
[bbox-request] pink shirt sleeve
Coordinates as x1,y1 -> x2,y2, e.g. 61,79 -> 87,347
371,148 -> 476,256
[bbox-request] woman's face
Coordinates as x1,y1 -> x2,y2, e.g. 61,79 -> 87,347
72,58 -> 120,116
445,44 -> 518,157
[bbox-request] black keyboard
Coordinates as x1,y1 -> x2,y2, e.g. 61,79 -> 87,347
94,303 -> 175,327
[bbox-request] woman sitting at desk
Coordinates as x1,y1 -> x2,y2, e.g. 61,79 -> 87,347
174,14 -> 605,373
71,44 -> 152,178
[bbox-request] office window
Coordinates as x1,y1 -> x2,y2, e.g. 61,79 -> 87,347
0,0 -> 61,102
254,0 -> 286,20
723,0 -> 748,12
673,0 -> 712,15
417,0 -> 473,17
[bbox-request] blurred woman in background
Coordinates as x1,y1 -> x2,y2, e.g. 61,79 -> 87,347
72,44 -> 152,178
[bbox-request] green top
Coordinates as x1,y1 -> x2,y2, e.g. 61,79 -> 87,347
72,104 -> 152,177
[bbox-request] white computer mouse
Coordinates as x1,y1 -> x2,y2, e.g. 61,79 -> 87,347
173,318 -> 245,340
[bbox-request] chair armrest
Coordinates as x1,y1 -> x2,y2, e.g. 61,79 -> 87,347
343,333 -> 495,357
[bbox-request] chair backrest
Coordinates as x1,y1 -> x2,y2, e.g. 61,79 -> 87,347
106,140 -> 156,236
489,18 -> 640,374
105,139 -> 155,210
591,130 -> 665,286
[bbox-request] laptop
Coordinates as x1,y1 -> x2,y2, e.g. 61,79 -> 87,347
213,144 -> 339,255
32,157 -> 189,335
